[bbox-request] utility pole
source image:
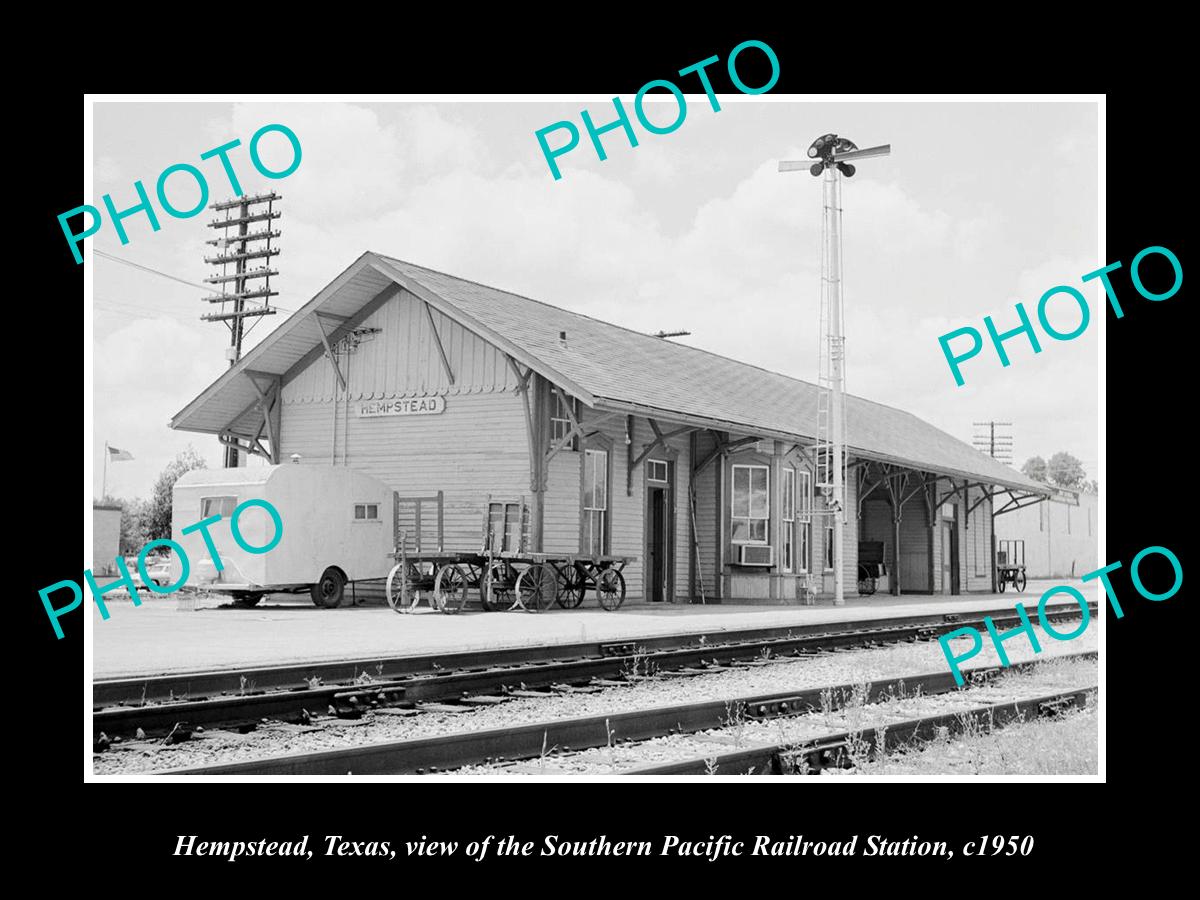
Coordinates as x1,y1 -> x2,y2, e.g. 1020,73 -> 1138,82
972,421 -> 1013,466
780,135 -> 890,605
202,192 -> 282,467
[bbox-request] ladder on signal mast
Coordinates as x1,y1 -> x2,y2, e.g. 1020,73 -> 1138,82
815,183 -> 847,509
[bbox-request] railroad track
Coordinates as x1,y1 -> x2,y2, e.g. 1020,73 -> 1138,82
94,602 -> 1095,743
622,686 -> 1096,776
159,650 -> 1096,775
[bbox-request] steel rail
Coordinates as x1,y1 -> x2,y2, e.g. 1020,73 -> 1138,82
623,686 -> 1096,775
94,603 -> 1094,738
159,651 -> 1096,776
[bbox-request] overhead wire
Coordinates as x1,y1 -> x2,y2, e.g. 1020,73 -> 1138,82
92,248 -> 296,313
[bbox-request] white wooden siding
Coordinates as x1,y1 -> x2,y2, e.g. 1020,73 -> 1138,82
282,288 -> 519,404
278,286 -> 532,556
542,451 -> 581,555
280,396 -> 530,553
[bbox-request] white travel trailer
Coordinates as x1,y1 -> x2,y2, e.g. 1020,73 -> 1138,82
171,464 -> 395,607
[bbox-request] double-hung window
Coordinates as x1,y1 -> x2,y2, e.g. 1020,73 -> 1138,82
731,464 -> 769,544
797,469 -> 812,573
583,448 -> 609,555
551,392 -> 577,449
782,467 -> 796,572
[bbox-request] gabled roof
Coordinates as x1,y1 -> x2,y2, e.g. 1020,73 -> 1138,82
172,252 -> 1046,494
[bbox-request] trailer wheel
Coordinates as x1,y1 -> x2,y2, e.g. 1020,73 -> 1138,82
1014,571 -> 1027,593
231,591 -> 263,607
311,568 -> 346,609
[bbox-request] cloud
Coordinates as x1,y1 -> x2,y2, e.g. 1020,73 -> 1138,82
93,101 -> 1101,497
93,317 -> 225,498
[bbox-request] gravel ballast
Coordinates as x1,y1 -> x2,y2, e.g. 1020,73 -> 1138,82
94,617 -> 1097,775
458,655 -> 1099,776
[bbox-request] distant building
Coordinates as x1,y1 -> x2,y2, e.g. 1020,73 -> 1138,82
995,488 -> 1097,579
93,503 -> 123,575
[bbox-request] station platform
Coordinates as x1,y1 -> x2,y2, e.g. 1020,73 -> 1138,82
89,579 -> 1090,679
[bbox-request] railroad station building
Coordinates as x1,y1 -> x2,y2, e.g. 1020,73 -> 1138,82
171,252 -> 1049,604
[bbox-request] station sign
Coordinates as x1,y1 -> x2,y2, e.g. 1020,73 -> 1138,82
356,395 -> 445,418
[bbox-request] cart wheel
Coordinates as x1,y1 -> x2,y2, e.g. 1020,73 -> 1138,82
434,564 -> 470,614
596,568 -> 626,611
311,567 -> 345,609
555,564 -> 586,609
856,577 -> 876,596
998,577 -> 1007,593
481,561 -> 511,612
518,563 -> 558,613
1014,571 -> 1027,593
386,563 -> 412,614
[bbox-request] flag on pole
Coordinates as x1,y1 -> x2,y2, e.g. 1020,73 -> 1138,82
107,445 -> 134,462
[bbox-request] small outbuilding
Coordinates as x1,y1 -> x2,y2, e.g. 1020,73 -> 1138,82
92,503 -> 123,575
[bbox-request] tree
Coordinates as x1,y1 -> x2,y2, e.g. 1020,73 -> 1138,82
120,497 -> 151,554
143,447 -> 208,541
1021,456 -> 1048,483
1047,451 -> 1087,489
97,494 -> 148,556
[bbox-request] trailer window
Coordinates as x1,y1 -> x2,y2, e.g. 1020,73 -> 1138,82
201,496 -> 237,518
354,503 -> 379,521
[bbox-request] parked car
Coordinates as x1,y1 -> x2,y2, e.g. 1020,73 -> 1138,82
140,556 -> 173,588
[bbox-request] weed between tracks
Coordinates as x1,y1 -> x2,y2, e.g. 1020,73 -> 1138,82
620,646 -> 658,681
822,688 -> 1098,776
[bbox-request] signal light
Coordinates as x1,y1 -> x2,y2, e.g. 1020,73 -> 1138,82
837,162 -> 856,177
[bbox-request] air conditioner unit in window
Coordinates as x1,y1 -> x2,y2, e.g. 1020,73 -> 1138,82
736,544 -> 774,567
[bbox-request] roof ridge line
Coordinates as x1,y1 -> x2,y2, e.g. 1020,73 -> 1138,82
379,254 -> 927,418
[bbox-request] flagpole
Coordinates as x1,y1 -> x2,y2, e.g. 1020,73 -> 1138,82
103,441 -> 108,500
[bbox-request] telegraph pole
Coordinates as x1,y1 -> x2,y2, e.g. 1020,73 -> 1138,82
202,193 -> 282,467
972,420 -> 1013,465
780,135 -> 891,605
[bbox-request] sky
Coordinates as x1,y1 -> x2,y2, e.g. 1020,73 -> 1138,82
89,98 -> 1099,501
